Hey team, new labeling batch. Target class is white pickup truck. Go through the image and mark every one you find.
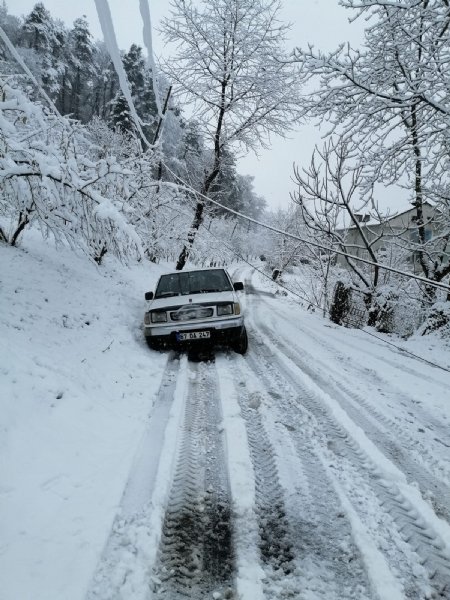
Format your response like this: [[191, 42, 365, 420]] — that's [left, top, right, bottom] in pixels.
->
[[144, 267, 247, 353]]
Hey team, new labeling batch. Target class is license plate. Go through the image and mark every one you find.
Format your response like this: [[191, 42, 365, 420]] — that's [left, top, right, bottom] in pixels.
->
[[177, 331, 211, 341]]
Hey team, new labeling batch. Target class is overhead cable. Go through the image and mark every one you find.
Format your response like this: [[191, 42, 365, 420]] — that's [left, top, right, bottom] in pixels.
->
[[161, 161, 450, 295]]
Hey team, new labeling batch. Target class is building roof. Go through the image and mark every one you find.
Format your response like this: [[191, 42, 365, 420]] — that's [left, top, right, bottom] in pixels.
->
[[340, 200, 436, 231]]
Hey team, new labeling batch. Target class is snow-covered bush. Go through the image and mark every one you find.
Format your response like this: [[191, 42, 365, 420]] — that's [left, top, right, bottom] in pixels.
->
[[330, 281, 353, 325], [419, 302, 450, 338], [0, 80, 143, 263], [369, 287, 398, 334]]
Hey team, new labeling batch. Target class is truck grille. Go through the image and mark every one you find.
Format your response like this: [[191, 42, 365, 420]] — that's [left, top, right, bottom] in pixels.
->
[[170, 306, 214, 322]]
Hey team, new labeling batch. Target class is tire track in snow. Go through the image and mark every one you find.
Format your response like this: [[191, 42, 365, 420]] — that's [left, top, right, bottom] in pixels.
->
[[255, 313, 450, 524], [250, 290, 450, 488], [323, 373, 450, 488], [234, 351, 376, 599], [249, 283, 450, 449], [220, 355, 298, 598], [246, 296, 450, 599], [87, 353, 185, 600], [153, 359, 234, 600], [274, 304, 450, 442], [240, 351, 379, 600], [246, 341, 426, 598], [299, 313, 448, 391], [297, 314, 450, 445]]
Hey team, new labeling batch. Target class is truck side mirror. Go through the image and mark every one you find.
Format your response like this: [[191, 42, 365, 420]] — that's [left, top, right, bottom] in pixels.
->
[[145, 291, 154, 301], [233, 282, 244, 291]]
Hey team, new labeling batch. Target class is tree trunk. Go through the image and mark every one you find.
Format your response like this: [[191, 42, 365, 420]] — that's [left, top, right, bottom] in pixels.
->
[[11, 213, 30, 246], [366, 293, 378, 327], [175, 158, 224, 271], [94, 244, 108, 265], [175, 170, 221, 270], [176, 76, 227, 270], [175, 163, 221, 270]]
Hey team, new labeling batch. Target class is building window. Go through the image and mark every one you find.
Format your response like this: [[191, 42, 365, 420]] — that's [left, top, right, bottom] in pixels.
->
[[409, 228, 432, 243]]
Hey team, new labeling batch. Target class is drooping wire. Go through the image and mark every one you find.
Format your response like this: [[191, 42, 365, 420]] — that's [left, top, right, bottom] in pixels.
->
[[160, 161, 450, 295], [186, 195, 450, 375]]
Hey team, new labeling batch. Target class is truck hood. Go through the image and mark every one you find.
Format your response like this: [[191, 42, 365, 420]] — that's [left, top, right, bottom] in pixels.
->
[[149, 290, 237, 311]]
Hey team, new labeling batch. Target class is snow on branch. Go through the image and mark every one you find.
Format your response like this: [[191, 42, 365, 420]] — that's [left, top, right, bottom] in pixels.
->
[[0, 80, 144, 262], [0, 26, 62, 120]]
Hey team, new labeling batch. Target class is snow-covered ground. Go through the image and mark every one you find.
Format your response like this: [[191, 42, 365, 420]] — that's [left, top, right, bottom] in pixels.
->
[[1, 232, 169, 600], [1, 235, 450, 600]]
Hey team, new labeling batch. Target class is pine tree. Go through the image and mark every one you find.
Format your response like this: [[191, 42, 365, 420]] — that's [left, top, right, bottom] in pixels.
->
[[22, 3, 55, 52], [110, 44, 158, 139], [0, 2, 21, 52], [67, 17, 96, 121], [21, 3, 67, 101], [110, 92, 136, 135], [91, 42, 118, 120]]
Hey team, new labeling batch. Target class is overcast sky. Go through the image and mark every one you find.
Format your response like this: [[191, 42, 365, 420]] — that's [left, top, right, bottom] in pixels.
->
[[8, 0, 365, 211]]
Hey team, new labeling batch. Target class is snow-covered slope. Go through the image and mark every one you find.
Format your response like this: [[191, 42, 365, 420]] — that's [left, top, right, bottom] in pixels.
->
[[0, 233, 169, 600]]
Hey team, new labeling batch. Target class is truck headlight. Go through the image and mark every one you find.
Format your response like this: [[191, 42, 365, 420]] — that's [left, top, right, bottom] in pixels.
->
[[217, 304, 233, 316], [151, 311, 167, 323]]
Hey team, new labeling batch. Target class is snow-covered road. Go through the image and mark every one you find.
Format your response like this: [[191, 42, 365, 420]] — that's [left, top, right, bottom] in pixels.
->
[[2, 241, 450, 600], [88, 269, 450, 600]]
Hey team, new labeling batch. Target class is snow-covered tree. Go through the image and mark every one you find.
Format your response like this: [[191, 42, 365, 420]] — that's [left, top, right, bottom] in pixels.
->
[[21, 3, 55, 52], [290, 137, 423, 325], [19, 3, 68, 100], [262, 206, 307, 280], [293, 0, 450, 299], [0, 80, 143, 263], [90, 41, 118, 121], [161, 0, 303, 270], [66, 17, 96, 120], [110, 44, 158, 141], [235, 174, 266, 220], [169, 117, 208, 192], [0, 2, 21, 52]]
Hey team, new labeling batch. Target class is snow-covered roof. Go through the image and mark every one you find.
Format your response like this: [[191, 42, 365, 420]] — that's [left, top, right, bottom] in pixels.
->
[[339, 200, 436, 230]]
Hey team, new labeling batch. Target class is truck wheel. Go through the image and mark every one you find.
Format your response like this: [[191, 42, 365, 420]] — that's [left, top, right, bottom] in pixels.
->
[[145, 336, 161, 351], [233, 327, 248, 355]]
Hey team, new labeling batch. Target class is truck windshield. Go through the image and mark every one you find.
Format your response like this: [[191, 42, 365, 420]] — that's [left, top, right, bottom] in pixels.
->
[[155, 269, 233, 298]]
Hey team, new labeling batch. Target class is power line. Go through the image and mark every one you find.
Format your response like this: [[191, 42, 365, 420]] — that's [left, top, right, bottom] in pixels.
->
[[224, 238, 450, 374], [162, 175, 450, 374], [358, 329, 450, 374], [158, 193, 450, 374], [233, 253, 450, 374], [161, 161, 450, 295]]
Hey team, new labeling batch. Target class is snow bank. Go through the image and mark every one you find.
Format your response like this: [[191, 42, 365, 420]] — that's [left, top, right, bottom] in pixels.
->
[[0, 231, 169, 600]]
